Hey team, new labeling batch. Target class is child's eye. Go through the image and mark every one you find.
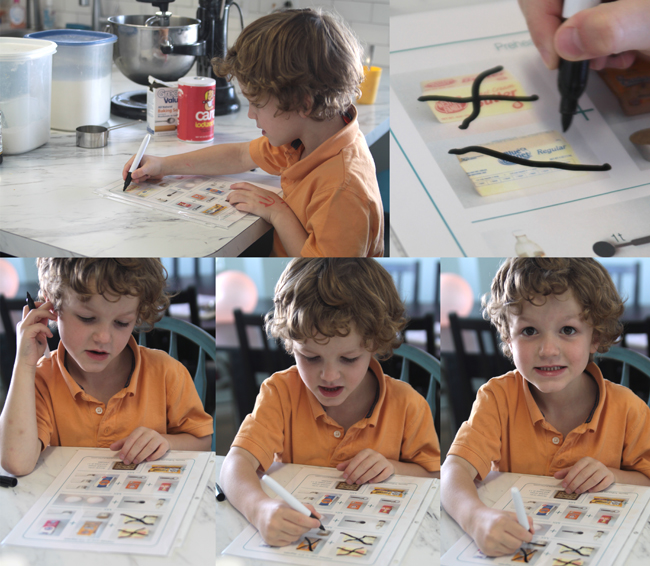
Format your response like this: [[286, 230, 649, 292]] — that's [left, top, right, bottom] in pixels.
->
[[303, 355, 320, 363], [561, 326, 577, 336], [521, 327, 537, 336], [78, 316, 94, 323], [341, 357, 360, 364], [115, 321, 131, 328]]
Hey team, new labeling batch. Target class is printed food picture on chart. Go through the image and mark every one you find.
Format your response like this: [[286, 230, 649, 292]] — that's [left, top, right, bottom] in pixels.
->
[[445, 477, 646, 566]]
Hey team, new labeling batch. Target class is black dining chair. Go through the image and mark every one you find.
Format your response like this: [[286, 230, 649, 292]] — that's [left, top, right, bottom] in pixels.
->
[[232, 309, 294, 424], [446, 313, 514, 432]]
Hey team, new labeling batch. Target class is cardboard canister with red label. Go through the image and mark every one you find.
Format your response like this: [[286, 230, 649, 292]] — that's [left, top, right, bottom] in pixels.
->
[[177, 76, 216, 142]]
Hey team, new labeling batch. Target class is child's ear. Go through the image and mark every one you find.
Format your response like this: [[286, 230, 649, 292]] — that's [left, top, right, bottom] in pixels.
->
[[298, 94, 314, 118], [590, 333, 600, 354]]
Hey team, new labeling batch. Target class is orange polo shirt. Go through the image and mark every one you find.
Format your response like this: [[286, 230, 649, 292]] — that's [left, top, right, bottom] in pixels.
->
[[233, 357, 440, 472], [250, 105, 384, 257], [34, 336, 214, 449], [448, 362, 650, 481]]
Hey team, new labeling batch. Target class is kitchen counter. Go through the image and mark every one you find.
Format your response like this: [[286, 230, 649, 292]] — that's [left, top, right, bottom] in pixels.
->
[[0, 66, 389, 257]]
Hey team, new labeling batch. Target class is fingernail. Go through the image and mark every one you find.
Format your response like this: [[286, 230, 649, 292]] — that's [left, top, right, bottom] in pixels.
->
[[539, 46, 554, 70], [119, 453, 124, 460], [556, 26, 584, 58]]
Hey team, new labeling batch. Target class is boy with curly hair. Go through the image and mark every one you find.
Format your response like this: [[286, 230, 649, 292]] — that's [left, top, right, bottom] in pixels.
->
[[123, 9, 383, 258], [220, 259, 439, 546], [441, 258, 650, 557], [0, 259, 213, 477]]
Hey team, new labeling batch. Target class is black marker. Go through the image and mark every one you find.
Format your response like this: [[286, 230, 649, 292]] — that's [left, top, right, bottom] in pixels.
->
[[558, 0, 601, 132], [215, 481, 226, 502], [0, 475, 18, 488], [26, 291, 51, 359]]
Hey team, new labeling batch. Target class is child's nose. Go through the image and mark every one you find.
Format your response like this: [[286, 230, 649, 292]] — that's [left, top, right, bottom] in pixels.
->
[[539, 335, 560, 356], [92, 324, 111, 343], [320, 363, 339, 383]]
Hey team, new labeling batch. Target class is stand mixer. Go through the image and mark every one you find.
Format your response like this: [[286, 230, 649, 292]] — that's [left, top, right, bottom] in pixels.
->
[[109, 0, 241, 119]]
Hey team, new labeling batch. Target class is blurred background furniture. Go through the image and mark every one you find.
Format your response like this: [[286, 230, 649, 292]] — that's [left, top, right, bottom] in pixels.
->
[[594, 347, 650, 408]]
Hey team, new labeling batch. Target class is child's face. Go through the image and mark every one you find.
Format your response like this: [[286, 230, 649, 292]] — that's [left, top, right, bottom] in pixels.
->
[[245, 92, 304, 147], [506, 291, 599, 396], [293, 328, 374, 409], [56, 289, 139, 381]]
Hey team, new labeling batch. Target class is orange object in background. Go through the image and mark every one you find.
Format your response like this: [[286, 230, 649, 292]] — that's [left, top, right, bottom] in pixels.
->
[[358, 66, 382, 105], [599, 59, 650, 116]]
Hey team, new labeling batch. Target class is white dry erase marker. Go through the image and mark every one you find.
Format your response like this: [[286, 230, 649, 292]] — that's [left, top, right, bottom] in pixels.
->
[[123, 133, 151, 191], [511, 487, 531, 531], [261, 474, 326, 532]]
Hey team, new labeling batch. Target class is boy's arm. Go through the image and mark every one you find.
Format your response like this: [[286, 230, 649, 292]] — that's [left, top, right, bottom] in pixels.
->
[[123, 141, 256, 183], [163, 432, 212, 452], [441, 455, 533, 557], [220, 446, 321, 546], [226, 183, 308, 256], [392, 460, 439, 478], [0, 303, 55, 476]]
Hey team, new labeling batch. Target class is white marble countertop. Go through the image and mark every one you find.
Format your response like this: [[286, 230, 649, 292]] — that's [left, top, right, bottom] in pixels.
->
[[215, 457, 440, 565], [0, 65, 389, 258], [441, 471, 650, 565], [0, 446, 216, 565]]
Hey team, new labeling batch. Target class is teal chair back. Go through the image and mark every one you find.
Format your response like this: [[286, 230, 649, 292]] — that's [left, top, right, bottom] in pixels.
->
[[594, 347, 650, 408], [393, 343, 441, 422], [138, 317, 217, 451]]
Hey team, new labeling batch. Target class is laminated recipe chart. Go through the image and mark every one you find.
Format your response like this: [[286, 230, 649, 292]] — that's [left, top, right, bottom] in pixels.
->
[[390, 2, 650, 257], [96, 175, 282, 228], [2, 449, 213, 556], [442, 476, 650, 566], [224, 467, 437, 566]]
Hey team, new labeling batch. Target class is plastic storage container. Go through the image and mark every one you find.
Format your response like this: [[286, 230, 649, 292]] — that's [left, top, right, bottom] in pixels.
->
[[0, 37, 57, 155], [25, 30, 117, 131]]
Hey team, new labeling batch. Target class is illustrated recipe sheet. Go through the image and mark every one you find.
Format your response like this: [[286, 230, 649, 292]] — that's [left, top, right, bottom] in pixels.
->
[[442, 476, 650, 566], [390, 2, 650, 257], [96, 174, 282, 228], [224, 467, 435, 566], [2, 449, 212, 555]]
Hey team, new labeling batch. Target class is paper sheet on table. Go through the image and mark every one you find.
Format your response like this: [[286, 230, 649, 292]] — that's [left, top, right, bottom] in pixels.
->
[[390, 2, 650, 257], [441, 475, 650, 566], [223, 467, 434, 566], [95, 175, 282, 228], [1, 449, 212, 556]]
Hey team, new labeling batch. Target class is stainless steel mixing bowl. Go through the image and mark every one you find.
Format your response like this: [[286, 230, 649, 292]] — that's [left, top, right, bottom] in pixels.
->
[[107, 15, 204, 86]]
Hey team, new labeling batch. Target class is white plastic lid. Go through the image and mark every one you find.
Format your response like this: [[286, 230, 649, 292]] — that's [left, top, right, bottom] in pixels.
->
[[179, 76, 216, 87], [0, 37, 57, 61], [562, 0, 600, 19]]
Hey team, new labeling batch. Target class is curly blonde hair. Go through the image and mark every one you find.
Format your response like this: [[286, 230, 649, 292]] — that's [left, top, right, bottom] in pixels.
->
[[482, 258, 624, 360], [37, 258, 170, 327], [212, 8, 364, 121], [265, 259, 407, 360]]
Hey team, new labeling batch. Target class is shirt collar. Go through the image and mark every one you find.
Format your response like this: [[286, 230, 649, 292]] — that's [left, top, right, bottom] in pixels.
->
[[520, 361, 605, 431], [56, 335, 141, 401], [281, 105, 360, 183]]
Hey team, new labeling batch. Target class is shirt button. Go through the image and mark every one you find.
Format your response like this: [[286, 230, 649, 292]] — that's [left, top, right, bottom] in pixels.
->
[[334, 430, 341, 438], [95, 407, 103, 415], [552, 437, 560, 444]]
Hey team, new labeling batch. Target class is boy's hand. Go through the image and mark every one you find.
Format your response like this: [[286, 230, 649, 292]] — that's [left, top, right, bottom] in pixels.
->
[[110, 427, 170, 465], [554, 457, 615, 494], [16, 302, 56, 367], [254, 498, 322, 546], [227, 182, 289, 223], [469, 507, 534, 557], [122, 154, 164, 184], [337, 449, 395, 484]]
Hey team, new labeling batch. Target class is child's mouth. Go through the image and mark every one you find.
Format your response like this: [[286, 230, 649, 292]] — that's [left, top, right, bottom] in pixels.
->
[[535, 366, 566, 375], [318, 386, 344, 398], [86, 350, 109, 361]]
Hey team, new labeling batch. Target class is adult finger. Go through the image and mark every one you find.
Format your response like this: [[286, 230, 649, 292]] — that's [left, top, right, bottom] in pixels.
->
[[555, 0, 650, 61], [518, 0, 564, 69]]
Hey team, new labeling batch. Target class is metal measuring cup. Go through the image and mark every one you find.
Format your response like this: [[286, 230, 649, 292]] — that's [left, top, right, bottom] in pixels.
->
[[76, 120, 143, 148]]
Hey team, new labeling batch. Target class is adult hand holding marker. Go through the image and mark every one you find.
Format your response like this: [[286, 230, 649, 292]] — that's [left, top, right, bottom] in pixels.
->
[[261, 474, 327, 533], [123, 134, 152, 191], [519, 0, 650, 71]]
